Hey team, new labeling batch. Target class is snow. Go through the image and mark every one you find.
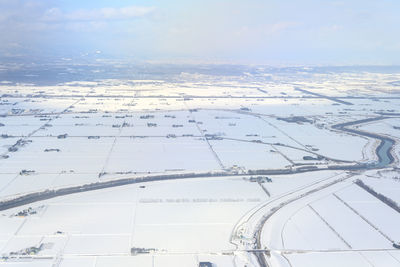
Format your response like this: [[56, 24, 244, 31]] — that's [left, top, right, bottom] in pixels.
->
[[285, 251, 373, 267], [336, 184, 400, 242], [0, 235, 43, 254], [19, 203, 135, 235], [95, 256, 152, 267], [311, 194, 392, 249], [259, 172, 352, 249], [360, 251, 400, 267], [362, 175, 400, 203], [104, 137, 221, 173], [274, 145, 322, 163], [0, 176, 266, 263], [210, 139, 291, 170], [265, 170, 343, 197], [1, 71, 400, 266], [1, 137, 113, 173], [388, 251, 400, 263], [358, 118, 400, 139], [59, 257, 96, 267], [0, 216, 24, 235], [0, 261, 53, 267], [282, 206, 348, 250], [63, 235, 130, 255], [270, 117, 370, 161]]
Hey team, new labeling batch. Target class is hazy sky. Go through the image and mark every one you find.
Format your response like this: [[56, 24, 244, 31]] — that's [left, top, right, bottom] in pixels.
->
[[1, 0, 400, 65]]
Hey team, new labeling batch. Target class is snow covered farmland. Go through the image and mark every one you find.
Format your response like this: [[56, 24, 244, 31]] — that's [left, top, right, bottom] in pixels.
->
[[0, 177, 267, 266], [1, 67, 400, 266]]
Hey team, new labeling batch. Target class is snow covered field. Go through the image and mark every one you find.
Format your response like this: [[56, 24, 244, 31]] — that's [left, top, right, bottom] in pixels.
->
[[1, 69, 400, 266], [0, 177, 267, 266]]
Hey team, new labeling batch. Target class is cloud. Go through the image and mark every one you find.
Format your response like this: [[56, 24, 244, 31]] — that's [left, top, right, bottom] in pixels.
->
[[1, 0, 400, 65], [42, 6, 155, 22], [0, 1, 156, 57], [232, 22, 299, 42], [267, 22, 298, 34]]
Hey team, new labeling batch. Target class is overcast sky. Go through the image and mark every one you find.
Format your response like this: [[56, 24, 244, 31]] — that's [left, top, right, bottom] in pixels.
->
[[1, 0, 400, 65]]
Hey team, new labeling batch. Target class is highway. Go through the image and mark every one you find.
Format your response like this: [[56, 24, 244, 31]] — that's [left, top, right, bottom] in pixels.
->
[[0, 114, 397, 267], [0, 116, 397, 213], [242, 116, 398, 267]]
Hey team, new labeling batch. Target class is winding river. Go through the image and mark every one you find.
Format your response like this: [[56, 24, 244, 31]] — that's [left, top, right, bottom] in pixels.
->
[[332, 116, 395, 168]]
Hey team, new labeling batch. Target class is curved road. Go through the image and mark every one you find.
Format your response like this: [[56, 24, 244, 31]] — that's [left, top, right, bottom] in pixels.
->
[[0, 116, 396, 213], [250, 115, 397, 267], [0, 115, 397, 267]]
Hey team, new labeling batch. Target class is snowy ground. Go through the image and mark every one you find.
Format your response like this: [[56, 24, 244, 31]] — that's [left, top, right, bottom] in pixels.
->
[[1, 69, 400, 266], [0, 177, 267, 266]]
